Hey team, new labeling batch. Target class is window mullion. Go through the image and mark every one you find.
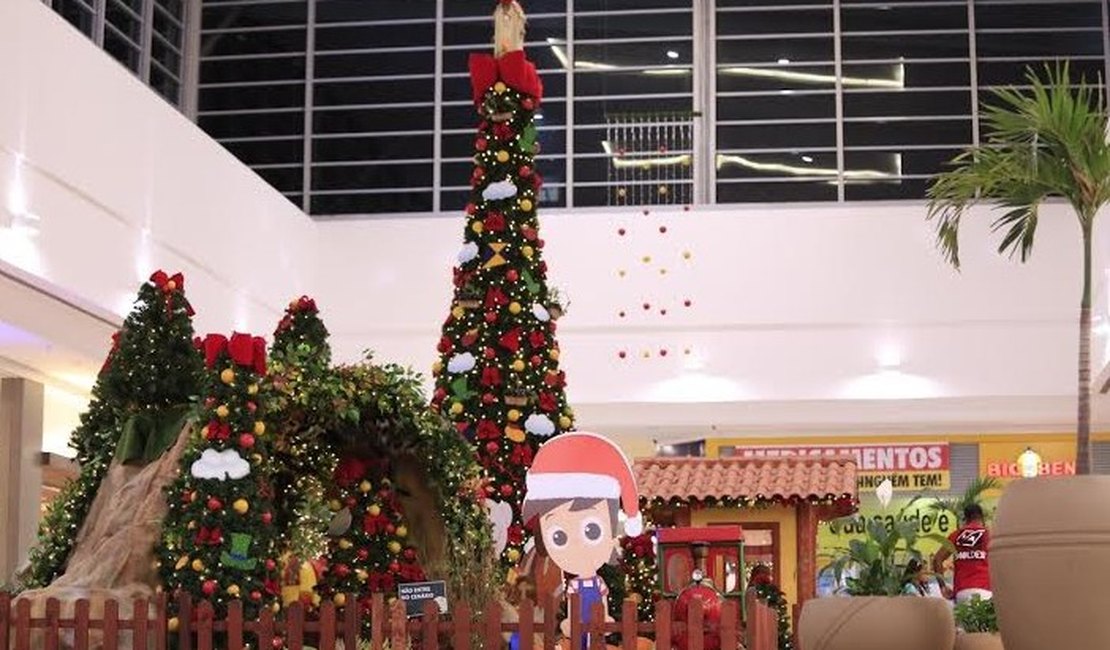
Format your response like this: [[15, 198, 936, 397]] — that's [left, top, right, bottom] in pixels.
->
[[833, 0, 845, 202], [302, 0, 316, 215]]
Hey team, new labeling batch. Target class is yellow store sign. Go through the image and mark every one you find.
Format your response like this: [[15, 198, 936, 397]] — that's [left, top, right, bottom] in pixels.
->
[[979, 440, 1076, 484]]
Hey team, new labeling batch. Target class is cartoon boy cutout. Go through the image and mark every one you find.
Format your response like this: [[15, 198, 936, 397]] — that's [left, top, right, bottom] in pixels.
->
[[522, 432, 643, 649]]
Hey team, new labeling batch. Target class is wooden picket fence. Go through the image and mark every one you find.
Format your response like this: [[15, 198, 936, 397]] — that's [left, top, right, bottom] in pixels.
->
[[1, 592, 772, 650]]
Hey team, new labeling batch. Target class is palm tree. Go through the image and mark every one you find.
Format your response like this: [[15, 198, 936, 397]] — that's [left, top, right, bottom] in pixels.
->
[[927, 476, 1000, 523], [927, 63, 1110, 475]]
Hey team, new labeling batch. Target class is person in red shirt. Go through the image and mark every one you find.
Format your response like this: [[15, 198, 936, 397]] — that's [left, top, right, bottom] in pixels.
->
[[932, 503, 992, 603]]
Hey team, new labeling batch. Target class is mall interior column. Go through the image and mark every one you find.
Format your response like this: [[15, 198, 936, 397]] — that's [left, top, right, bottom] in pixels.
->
[[0, 377, 45, 581]]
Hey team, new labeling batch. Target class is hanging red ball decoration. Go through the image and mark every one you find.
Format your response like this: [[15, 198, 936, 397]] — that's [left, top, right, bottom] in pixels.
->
[[206, 497, 223, 512]]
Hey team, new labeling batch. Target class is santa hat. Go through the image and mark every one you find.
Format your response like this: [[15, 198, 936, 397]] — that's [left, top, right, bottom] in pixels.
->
[[524, 432, 643, 537]]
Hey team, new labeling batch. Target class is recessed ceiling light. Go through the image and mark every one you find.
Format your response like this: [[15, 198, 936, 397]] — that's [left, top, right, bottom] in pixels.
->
[[801, 155, 814, 163], [667, 50, 680, 60], [777, 58, 790, 65]]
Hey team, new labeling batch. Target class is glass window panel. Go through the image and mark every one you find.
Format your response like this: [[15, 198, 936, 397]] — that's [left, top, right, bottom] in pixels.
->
[[573, 182, 694, 207], [203, 28, 307, 57], [718, 93, 835, 121], [313, 106, 434, 134], [311, 192, 433, 215], [975, 31, 1103, 58], [574, 42, 694, 70], [717, 65, 838, 92], [104, 29, 141, 73], [845, 148, 963, 180], [155, 0, 183, 20], [842, 34, 969, 60], [107, 1, 142, 43], [150, 65, 181, 104], [200, 111, 305, 139], [154, 11, 183, 50], [445, 46, 565, 75], [718, 0, 831, 6], [442, 71, 566, 103], [843, 61, 970, 89], [574, 69, 693, 98], [716, 8, 833, 36], [314, 78, 435, 106], [54, 0, 95, 37], [223, 139, 304, 166], [577, 0, 691, 10], [200, 84, 305, 111], [717, 37, 834, 65], [202, 2, 307, 30], [442, 101, 566, 132], [317, 23, 436, 51], [841, 5, 968, 32], [977, 58, 1105, 87], [200, 56, 306, 84], [573, 98, 694, 131], [442, 128, 566, 159], [717, 123, 836, 150], [312, 163, 433, 191], [843, 177, 929, 200], [253, 166, 303, 194], [843, 90, 972, 118], [717, 151, 838, 180], [716, 180, 837, 203], [314, 134, 434, 162], [843, 119, 972, 147], [975, 2, 1103, 29], [575, 12, 693, 40], [316, 0, 435, 23], [315, 50, 436, 78], [444, 0, 566, 17], [445, 17, 566, 47], [152, 38, 182, 76]]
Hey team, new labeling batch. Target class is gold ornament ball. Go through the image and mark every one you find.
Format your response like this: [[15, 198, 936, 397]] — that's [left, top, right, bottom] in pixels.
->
[[368, 504, 382, 517], [359, 480, 372, 493], [507, 409, 521, 422], [522, 245, 534, 259], [388, 541, 402, 555], [519, 198, 534, 212], [511, 359, 525, 372], [449, 402, 464, 415], [227, 584, 241, 597], [549, 349, 560, 360], [494, 81, 507, 93], [496, 150, 510, 163], [328, 499, 342, 511], [396, 525, 408, 538], [168, 618, 180, 632], [339, 538, 353, 550], [471, 221, 484, 234], [191, 559, 205, 572], [356, 569, 369, 582], [432, 360, 443, 374], [251, 453, 263, 464], [559, 416, 572, 429], [272, 603, 281, 613], [659, 184, 669, 195], [507, 548, 521, 563], [233, 499, 250, 515], [216, 405, 230, 419], [642, 255, 652, 264], [683, 251, 692, 260], [629, 592, 643, 604], [509, 301, 522, 314], [253, 421, 266, 435], [452, 306, 465, 319], [220, 368, 235, 384], [166, 280, 177, 291], [334, 593, 347, 607], [247, 383, 259, 395]]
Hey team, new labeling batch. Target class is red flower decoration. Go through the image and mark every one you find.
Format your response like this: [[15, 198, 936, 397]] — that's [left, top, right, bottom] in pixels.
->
[[507, 525, 525, 546], [528, 330, 546, 348], [194, 526, 223, 546], [493, 122, 514, 141], [363, 514, 390, 536], [499, 328, 522, 353], [485, 287, 509, 308], [510, 444, 533, 466], [481, 366, 502, 387], [538, 392, 557, 412], [485, 211, 506, 232], [476, 420, 501, 440], [205, 420, 230, 441], [334, 457, 370, 487], [437, 336, 454, 354]]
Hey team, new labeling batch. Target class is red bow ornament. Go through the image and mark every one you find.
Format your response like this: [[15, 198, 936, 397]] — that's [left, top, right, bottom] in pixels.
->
[[334, 457, 370, 487], [203, 334, 228, 369], [228, 332, 268, 375], [468, 50, 544, 106], [205, 420, 231, 442], [194, 526, 224, 546]]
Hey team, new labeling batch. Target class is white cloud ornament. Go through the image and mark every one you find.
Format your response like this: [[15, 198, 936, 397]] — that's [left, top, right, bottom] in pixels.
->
[[447, 352, 477, 374], [190, 448, 251, 481], [524, 414, 556, 437], [531, 303, 550, 322], [458, 242, 479, 264], [482, 179, 518, 201], [486, 499, 513, 555]]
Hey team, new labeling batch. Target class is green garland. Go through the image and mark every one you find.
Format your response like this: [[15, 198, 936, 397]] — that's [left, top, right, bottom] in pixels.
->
[[754, 582, 796, 650], [23, 272, 201, 589]]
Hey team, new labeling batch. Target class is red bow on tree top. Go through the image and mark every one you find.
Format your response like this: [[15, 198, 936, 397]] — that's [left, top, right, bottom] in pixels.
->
[[468, 50, 544, 106], [202, 332, 267, 374], [150, 270, 184, 292]]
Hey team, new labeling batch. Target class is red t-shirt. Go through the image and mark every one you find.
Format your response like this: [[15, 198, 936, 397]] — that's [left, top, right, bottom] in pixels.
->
[[948, 523, 991, 591]]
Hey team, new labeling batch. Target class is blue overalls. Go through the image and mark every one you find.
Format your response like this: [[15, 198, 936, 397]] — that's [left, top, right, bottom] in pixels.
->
[[570, 577, 605, 650]]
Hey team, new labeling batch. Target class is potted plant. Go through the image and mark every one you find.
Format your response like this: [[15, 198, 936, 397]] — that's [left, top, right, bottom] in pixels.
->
[[927, 63, 1110, 650], [547, 288, 568, 320], [954, 596, 1003, 650], [798, 498, 955, 650]]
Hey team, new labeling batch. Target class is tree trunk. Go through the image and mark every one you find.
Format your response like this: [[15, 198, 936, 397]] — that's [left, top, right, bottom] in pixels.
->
[[1077, 224, 1093, 475]]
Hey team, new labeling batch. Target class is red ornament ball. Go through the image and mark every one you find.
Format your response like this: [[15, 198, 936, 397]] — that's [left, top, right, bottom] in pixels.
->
[[506, 269, 519, 282], [482, 392, 496, 405], [684, 299, 693, 307], [404, 548, 418, 561], [345, 496, 358, 508], [500, 484, 514, 497], [261, 511, 273, 525], [238, 433, 256, 449], [250, 591, 262, 602], [201, 580, 218, 597], [660, 309, 668, 315], [246, 401, 257, 413], [522, 98, 534, 110], [643, 209, 650, 216], [619, 311, 626, 318], [484, 311, 498, 324], [531, 355, 542, 367], [643, 303, 651, 310], [660, 349, 668, 356], [618, 228, 626, 236], [483, 347, 496, 359], [265, 559, 277, 571], [389, 561, 402, 573], [659, 226, 668, 234], [206, 497, 223, 512], [334, 564, 350, 579], [618, 351, 627, 359], [486, 441, 499, 454], [357, 548, 370, 561], [272, 638, 285, 650], [519, 166, 532, 177], [386, 523, 396, 535], [476, 138, 488, 151]]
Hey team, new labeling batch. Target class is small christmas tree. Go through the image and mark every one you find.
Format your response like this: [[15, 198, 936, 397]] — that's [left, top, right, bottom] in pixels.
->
[[431, 0, 573, 569], [25, 271, 201, 588], [158, 333, 280, 619]]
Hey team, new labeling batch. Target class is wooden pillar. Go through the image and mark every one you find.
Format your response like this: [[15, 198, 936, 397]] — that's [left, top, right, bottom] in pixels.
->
[[795, 503, 818, 606], [0, 377, 45, 582]]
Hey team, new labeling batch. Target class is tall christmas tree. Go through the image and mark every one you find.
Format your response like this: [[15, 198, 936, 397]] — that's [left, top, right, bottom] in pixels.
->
[[158, 333, 281, 619], [431, 0, 573, 568], [25, 271, 202, 588]]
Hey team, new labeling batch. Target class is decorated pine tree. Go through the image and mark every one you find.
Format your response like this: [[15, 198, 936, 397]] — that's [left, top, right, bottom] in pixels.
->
[[431, 0, 573, 568], [25, 271, 201, 588], [158, 333, 280, 619]]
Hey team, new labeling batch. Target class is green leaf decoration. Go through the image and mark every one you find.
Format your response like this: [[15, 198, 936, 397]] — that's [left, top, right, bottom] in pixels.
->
[[522, 270, 541, 296], [521, 124, 538, 151]]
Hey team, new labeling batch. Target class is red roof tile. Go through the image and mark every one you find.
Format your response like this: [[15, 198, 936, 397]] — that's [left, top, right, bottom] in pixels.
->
[[634, 456, 858, 503]]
